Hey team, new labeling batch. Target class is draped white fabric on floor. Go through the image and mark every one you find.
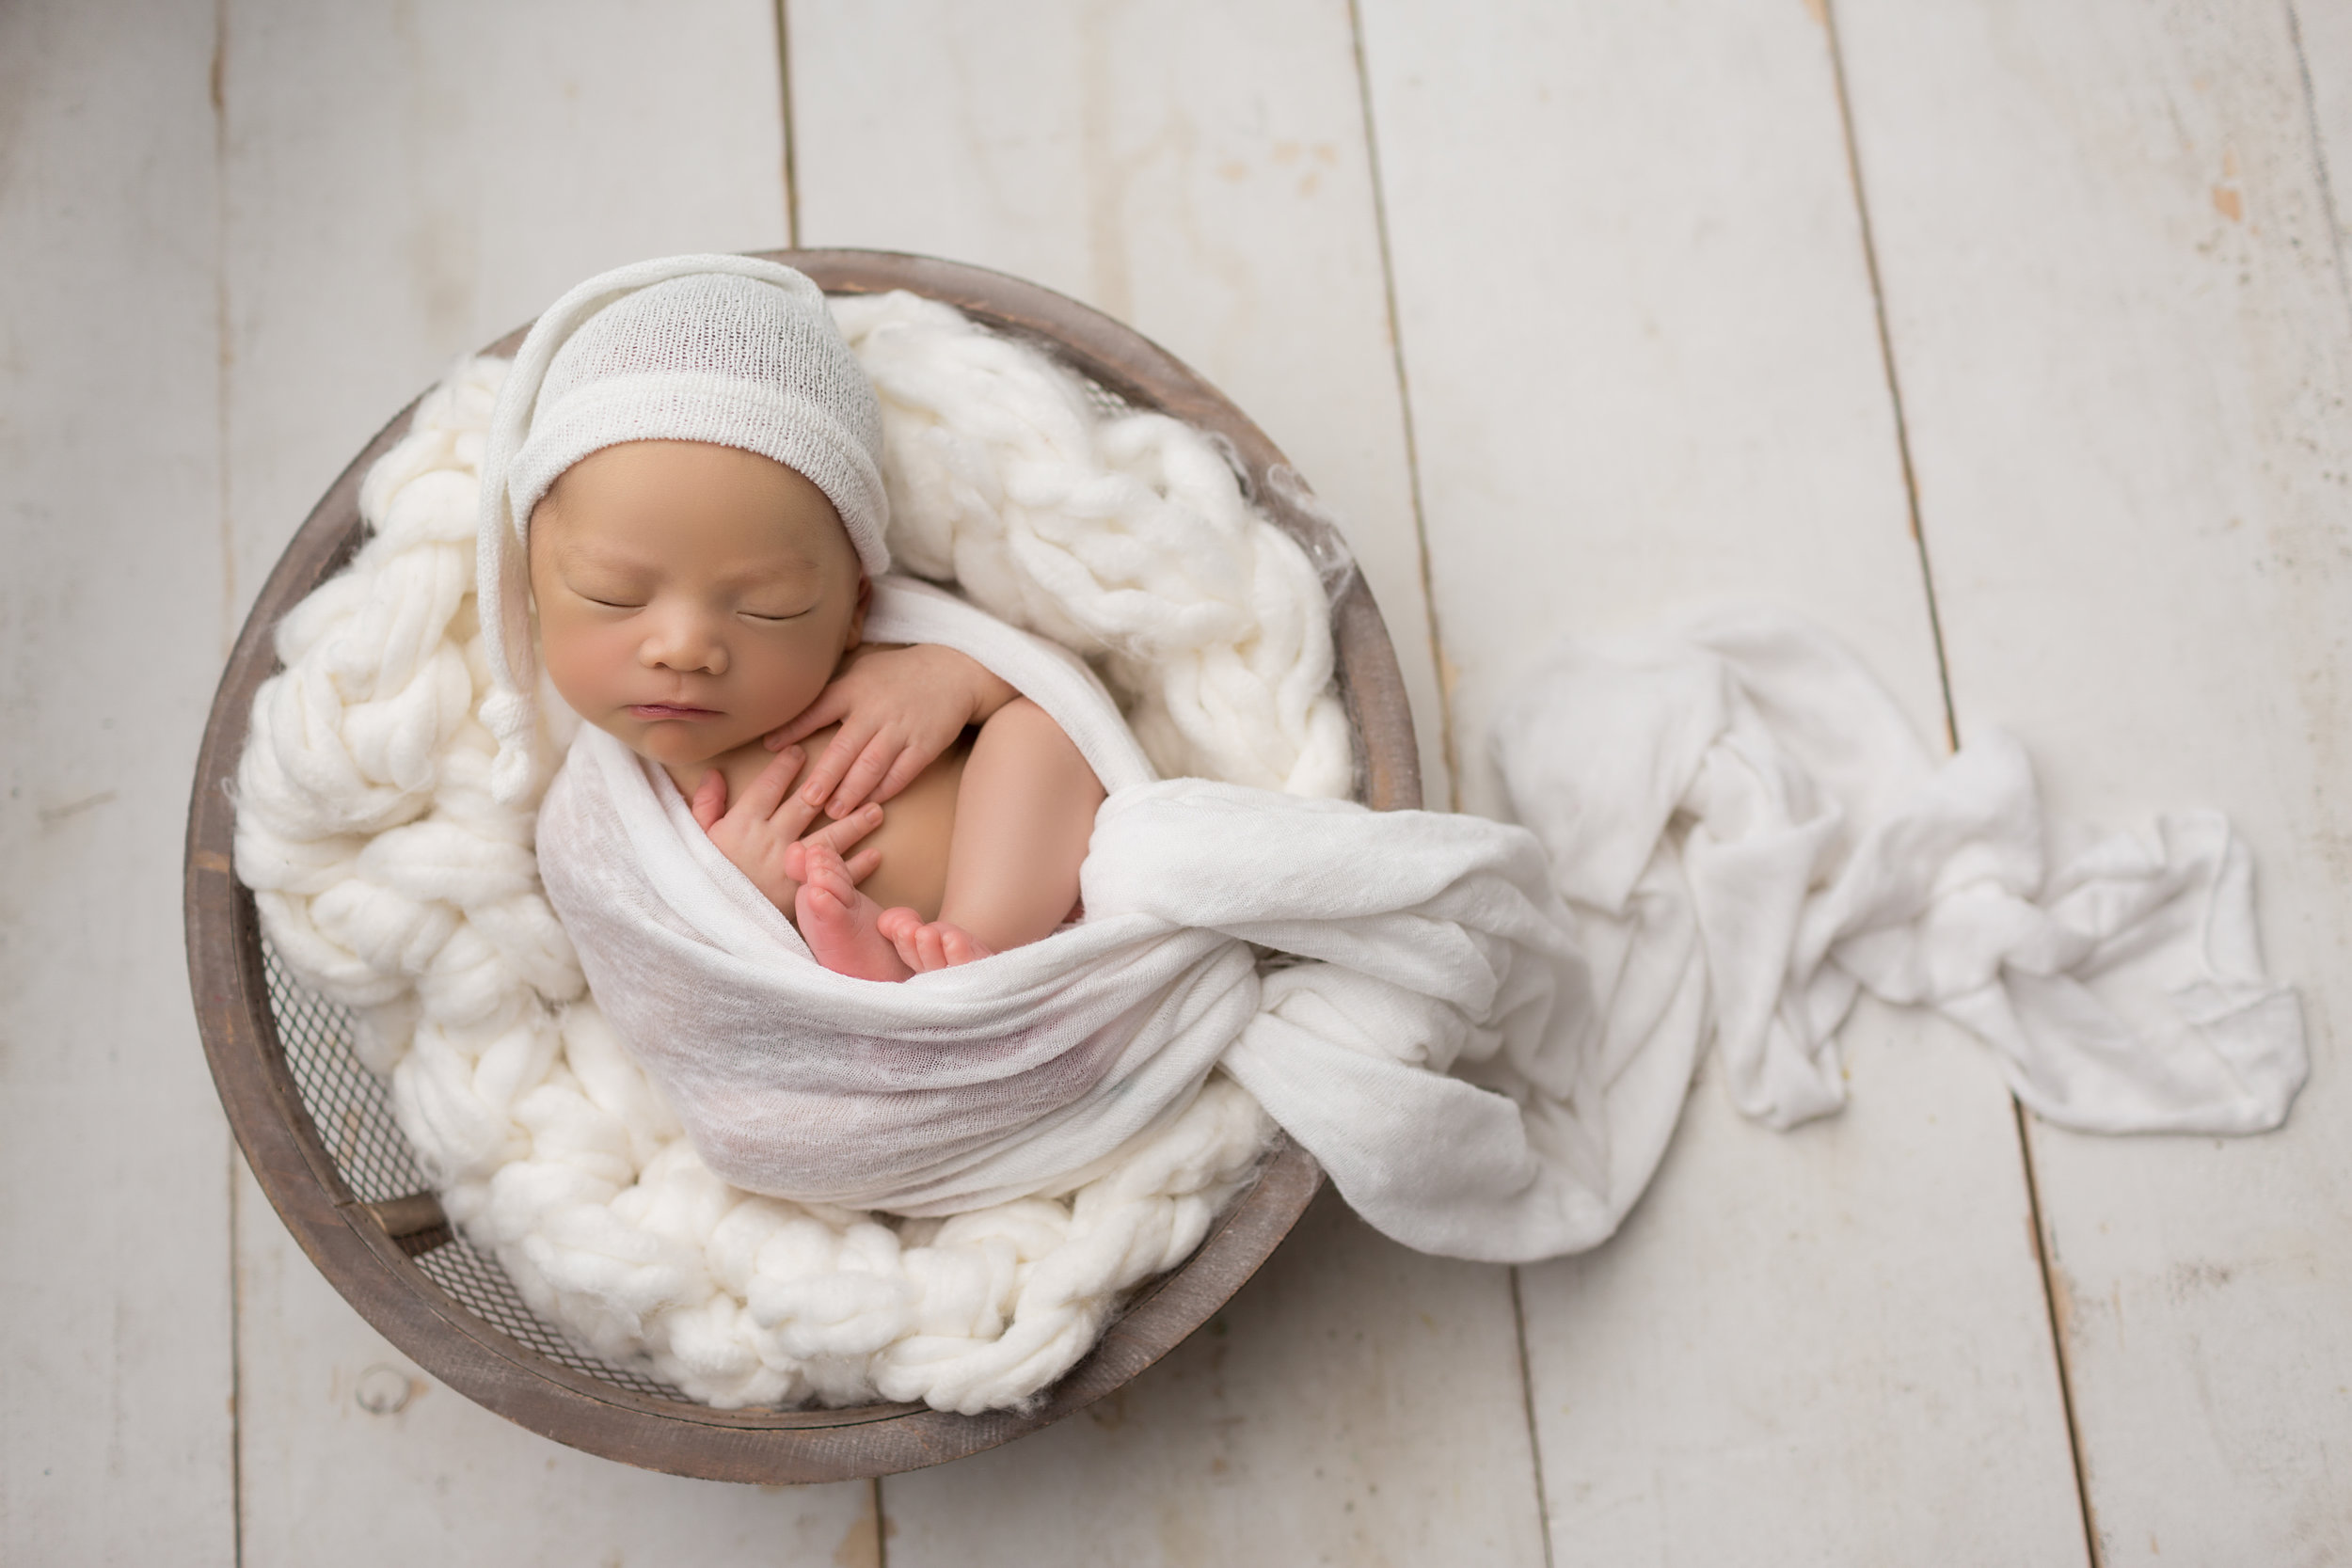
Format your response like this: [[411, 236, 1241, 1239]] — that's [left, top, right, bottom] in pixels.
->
[[1493, 610, 2305, 1147]]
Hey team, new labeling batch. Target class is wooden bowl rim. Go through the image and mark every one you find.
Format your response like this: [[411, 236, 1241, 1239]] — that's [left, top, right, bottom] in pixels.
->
[[183, 247, 1420, 1482]]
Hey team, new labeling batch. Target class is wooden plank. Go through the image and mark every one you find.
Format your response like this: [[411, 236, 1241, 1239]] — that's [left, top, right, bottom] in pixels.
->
[[787, 2, 1542, 1556], [1832, 0, 2352, 1559], [212, 0, 856, 1550], [218, 0, 793, 618], [789, 0, 1452, 803], [0, 2, 238, 1562], [883, 1192, 1548, 1566], [1357, 0, 2092, 1557], [232, 1161, 882, 1566]]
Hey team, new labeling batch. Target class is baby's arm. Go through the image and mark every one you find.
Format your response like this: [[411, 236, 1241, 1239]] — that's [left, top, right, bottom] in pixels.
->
[[765, 643, 1017, 817]]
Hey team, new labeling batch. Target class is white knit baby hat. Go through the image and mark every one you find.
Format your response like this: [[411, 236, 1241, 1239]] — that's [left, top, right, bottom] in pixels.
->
[[476, 253, 890, 803]]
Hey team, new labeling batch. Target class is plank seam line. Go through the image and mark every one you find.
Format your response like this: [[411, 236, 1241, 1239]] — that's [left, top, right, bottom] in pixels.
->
[[214, 0, 246, 1554], [213, 0, 237, 663], [1819, 8, 2099, 1560], [1818, 0, 1958, 756], [1346, 0, 1460, 812], [1509, 1266, 1557, 1568], [2283, 1, 2352, 321], [2010, 1099, 2102, 1567], [871, 1476, 889, 1568], [226, 1147, 246, 1568], [774, 0, 802, 248]]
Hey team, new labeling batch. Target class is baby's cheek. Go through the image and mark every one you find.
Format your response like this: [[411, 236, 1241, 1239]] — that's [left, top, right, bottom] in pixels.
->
[[748, 641, 845, 725], [537, 617, 628, 712]]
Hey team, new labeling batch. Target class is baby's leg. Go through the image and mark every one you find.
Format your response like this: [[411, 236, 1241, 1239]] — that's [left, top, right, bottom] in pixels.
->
[[883, 699, 1104, 972]]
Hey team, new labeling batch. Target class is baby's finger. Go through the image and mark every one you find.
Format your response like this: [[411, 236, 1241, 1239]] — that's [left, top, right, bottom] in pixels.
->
[[690, 769, 729, 832], [810, 801, 884, 855], [798, 720, 877, 807], [732, 745, 804, 821], [870, 745, 937, 806], [844, 847, 882, 885], [825, 736, 904, 816]]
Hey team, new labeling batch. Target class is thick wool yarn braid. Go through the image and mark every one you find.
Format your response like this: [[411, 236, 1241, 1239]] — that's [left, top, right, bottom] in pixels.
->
[[232, 301, 1345, 1412], [834, 291, 1354, 799]]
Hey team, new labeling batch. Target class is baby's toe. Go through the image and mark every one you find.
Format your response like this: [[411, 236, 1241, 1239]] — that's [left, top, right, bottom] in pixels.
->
[[876, 908, 921, 966], [939, 926, 994, 967], [801, 843, 850, 891], [797, 878, 844, 921]]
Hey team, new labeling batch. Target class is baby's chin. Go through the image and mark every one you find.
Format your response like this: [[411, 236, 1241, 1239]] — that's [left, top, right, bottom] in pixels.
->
[[598, 713, 764, 774]]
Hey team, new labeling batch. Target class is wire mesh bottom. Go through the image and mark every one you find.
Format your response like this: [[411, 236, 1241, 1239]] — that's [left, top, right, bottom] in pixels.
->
[[261, 944, 697, 1406]]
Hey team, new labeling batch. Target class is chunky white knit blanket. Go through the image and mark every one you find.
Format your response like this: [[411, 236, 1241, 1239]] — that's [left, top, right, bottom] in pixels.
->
[[235, 290, 2307, 1417]]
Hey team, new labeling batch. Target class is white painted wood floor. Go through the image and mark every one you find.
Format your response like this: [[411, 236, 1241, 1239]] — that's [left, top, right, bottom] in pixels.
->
[[5, 1, 2347, 1562]]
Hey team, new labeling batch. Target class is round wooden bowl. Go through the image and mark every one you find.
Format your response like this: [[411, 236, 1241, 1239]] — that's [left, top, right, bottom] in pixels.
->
[[183, 249, 1422, 1482]]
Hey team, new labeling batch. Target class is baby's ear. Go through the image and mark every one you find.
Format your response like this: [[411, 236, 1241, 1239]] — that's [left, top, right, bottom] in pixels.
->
[[843, 574, 872, 650]]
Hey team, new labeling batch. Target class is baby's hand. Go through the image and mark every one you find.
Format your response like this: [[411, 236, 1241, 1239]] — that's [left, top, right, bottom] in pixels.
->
[[691, 745, 884, 911], [765, 643, 1018, 816]]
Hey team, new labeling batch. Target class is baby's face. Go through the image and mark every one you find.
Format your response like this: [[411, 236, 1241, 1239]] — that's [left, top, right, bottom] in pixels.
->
[[528, 439, 866, 776]]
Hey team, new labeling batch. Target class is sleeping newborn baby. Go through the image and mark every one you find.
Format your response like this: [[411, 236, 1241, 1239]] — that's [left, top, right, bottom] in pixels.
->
[[480, 258, 1104, 979]]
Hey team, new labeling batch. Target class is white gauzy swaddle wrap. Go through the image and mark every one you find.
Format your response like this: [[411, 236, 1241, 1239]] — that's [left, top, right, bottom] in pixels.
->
[[534, 578, 1241, 1213], [535, 578, 1656, 1262]]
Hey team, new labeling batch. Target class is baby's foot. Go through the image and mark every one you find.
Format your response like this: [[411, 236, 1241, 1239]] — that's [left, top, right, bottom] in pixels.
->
[[876, 908, 997, 974], [789, 840, 913, 981]]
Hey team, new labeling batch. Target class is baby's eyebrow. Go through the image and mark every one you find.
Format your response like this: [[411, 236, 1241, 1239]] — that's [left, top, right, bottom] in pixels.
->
[[719, 555, 832, 590], [544, 538, 655, 574]]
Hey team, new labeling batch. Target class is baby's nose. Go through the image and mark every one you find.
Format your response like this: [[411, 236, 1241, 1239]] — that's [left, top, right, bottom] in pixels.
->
[[642, 610, 727, 674]]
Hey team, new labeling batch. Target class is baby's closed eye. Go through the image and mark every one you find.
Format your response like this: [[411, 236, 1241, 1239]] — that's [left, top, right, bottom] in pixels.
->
[[559, 567, 652, 609]]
